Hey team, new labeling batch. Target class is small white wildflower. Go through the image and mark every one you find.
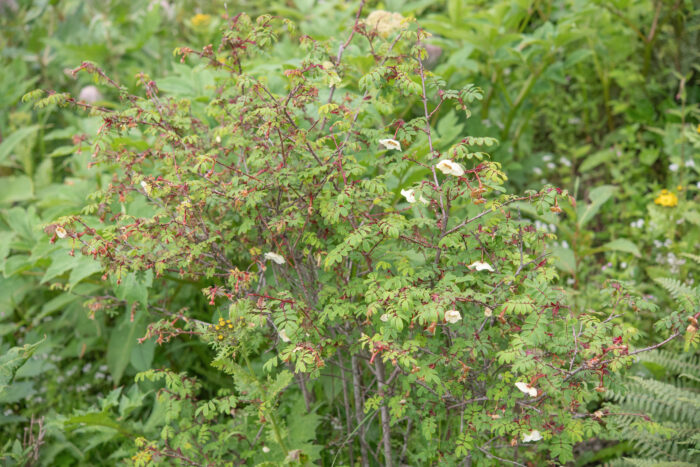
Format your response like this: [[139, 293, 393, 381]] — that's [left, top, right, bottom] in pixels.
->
[[380, 313, 390, 322], [522, 430, 543, 443], [483, 307, 493, 317], [262, 446, 270, 453], [400, 189, 416, 203], [468, 261, 494, 272], [215, 135, 222, 144], [514, 382, 538, 398], [685, 159, 695, 168], [561, 240, 569, 249], [620, 262, 627, 269], [542, 154, 554, 162], [264, 252, 286, 265], [533, 167, 543, 175], [546, 162, 556, 170], [560, 157, 572, 167], [669, 163, 679, 172], [55, 226, 67, 239], [444, 309, 462, 324], [378, 138, 402, 151], [278, 329, 291, 343], [436, 159, 465, 177]]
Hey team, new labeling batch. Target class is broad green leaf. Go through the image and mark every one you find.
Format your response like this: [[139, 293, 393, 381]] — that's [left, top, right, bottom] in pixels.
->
[[130, 338, 156, 372], [576, 185, 617, 228], [552, 246, 576, 274], [65, 411, 140, 437], [0, 231, 15, 262], [67, 256, 103, 290], [42, 250, 82, 283], [602, 238, 641, 257], [579, 148, 613, 173], [0, 125, 40, 165], [0, 175, 34, 205], [0, 337, 45, 397], [107, 314, 147, 384]]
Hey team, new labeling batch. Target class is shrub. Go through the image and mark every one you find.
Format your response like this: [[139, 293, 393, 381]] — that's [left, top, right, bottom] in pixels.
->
[[4, 4, 695, 466]]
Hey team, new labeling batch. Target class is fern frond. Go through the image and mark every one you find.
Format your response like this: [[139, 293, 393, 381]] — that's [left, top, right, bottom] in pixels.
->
[[638, 350, 700, 377], [680, 252, 700, 265], [653, 277, 698, 311]]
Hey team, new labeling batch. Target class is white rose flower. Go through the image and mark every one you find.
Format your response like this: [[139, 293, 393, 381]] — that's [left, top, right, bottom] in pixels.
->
[[55, 226, 67, 239], [78, 85, 102, 103], [522, 430, 542, 443], [140, 180, 152, 195], [468, 261, 494, 272], [264, 252, 286, 264], [436, 159, 465, 177], [278, 329, 291, 343], [514, 382, 538, 397], [378, 138, 402, 151], [444, 309, 462, 324], [400, 188, 428, 205], [400, 189, 416, 203]]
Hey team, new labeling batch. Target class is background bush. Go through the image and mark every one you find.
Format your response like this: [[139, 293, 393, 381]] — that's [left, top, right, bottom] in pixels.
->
[[1, 1, 698, 466]]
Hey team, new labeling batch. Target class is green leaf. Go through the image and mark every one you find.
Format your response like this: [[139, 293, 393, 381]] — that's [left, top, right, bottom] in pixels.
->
[[0, 175, 34, 205], [577, 185, 617, 228], [578, 148, 613, 173], [0, 125, 40, 166], [602, 238, 641, 257], [552, 246, 576, 274], [130, 338, 156, 372], [112, 271, 151, 310], [42, 250, 81, 283], [67, 256, 103, 290], [65, 411, 140, 437], [0, 338, 45, 397], [0, 231, 15, 263], [107, 314, 146, 384]]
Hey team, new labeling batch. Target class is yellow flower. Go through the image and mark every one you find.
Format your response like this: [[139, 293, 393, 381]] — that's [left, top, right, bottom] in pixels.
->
[[697, 123, 700, 134], [654, 190, 678, 207], [191, 13, 211, 27], [217, 334, 224, 341]]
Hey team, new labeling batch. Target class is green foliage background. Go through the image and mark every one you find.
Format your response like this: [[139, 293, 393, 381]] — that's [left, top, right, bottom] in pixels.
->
[[0, 0, 698, 466]]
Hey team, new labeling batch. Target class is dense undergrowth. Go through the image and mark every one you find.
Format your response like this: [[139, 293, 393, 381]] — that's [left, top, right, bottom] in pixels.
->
[[0, 1, 698, 466]]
